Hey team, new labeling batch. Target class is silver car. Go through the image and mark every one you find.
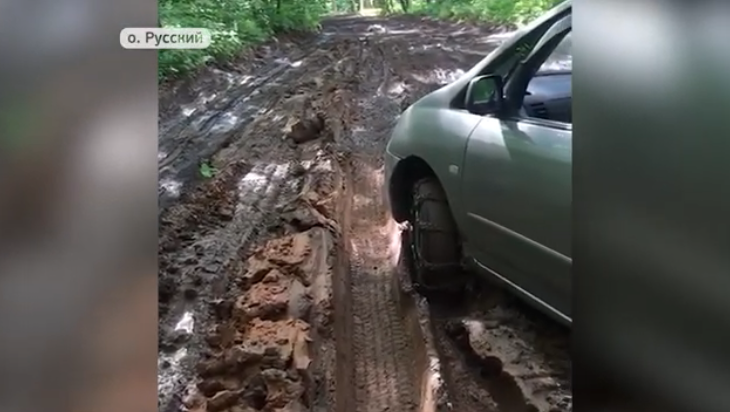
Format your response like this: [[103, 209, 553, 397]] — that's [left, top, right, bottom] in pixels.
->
[[385, 1, 572, 325]]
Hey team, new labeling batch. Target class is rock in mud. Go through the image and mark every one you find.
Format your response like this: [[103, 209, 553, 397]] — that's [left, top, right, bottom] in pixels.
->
[[285, 114, 325, 144]]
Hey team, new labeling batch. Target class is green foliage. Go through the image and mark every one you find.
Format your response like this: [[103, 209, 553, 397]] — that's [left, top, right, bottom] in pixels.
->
[[396, 0, 563, 25], [159, 0, 330, 80], [199, 161, 216, 178]]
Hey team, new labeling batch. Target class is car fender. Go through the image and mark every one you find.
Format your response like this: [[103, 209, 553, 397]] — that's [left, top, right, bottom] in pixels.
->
[[387, 106, 483, 230]]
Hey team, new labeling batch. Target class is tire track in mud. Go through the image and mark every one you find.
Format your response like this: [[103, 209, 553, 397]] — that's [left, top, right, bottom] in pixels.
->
[[324, 19, 474, 411], [346, 162, 418, 412], [334, 36, 422, 412], [158, 40, 328, 213]]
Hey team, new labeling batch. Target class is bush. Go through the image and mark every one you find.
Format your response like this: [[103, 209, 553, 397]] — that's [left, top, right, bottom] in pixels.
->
[[158, 0, 329, 80]]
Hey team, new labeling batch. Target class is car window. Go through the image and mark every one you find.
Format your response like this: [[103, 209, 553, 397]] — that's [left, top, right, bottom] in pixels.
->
[[520, 29, 572, 124], [539, 31, 571, 72]]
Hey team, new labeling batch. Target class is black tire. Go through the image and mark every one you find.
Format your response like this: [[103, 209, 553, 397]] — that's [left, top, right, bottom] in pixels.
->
[[407, 177, 464, 292]]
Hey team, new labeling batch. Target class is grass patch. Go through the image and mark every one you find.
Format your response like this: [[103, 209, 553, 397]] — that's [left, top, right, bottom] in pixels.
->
[[158, 0, 330, 81]]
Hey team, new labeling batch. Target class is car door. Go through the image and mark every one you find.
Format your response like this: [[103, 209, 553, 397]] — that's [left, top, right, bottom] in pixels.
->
[[461, 23, 572, 321]]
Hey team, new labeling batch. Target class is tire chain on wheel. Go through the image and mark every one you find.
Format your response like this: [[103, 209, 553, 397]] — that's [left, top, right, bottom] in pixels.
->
[[410, 179, 464, 292]]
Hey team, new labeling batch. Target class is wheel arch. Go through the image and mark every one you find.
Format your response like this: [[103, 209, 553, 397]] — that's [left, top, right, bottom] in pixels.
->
[[389, 156, 440, 222]]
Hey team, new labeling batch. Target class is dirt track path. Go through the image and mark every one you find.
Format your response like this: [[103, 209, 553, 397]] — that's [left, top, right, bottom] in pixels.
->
[[158, 14, 570, 412]]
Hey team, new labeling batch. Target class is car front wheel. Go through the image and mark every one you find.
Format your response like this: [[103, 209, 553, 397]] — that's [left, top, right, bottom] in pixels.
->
[[407, 177, 465, 292]]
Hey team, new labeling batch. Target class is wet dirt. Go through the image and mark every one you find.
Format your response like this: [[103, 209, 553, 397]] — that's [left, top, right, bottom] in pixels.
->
[[429, 286, 572, 412], [158, 13, 570, 412]]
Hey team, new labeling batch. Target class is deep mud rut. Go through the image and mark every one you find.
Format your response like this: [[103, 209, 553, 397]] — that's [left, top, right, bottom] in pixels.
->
[[158, 14, 570, 412]]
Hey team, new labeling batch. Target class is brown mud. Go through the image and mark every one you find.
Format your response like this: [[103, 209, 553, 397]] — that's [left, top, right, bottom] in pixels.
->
[[158, 14, 570, 412]]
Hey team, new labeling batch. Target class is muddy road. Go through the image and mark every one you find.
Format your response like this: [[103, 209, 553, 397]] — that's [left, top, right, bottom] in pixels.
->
[[158, 14, 571, 412]]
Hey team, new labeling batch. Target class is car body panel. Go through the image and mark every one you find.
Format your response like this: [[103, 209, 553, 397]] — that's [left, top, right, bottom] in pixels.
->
[[462, 117, 571, 319]]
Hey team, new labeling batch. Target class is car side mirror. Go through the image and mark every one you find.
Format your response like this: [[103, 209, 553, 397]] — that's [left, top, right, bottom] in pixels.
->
[[464, 74, 505, 115]]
